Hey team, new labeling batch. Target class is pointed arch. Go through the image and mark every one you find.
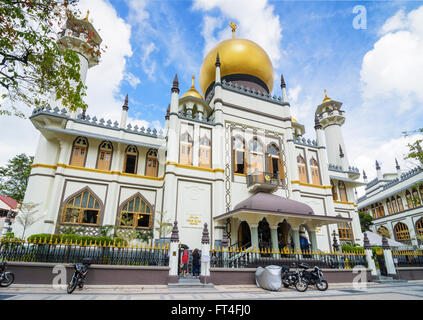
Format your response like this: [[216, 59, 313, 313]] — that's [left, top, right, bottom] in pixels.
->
[[394, 222, 410, 242], [233, 135, 246, 174], [338, 181, 348, 202], [267, 143, 285, 180], [248, 137, 264, 175], [123, 145, 139, 174], [377, 226, 390, 239], [309, 156, 321, 185], [145, 148, 158, 177], [96, 141, 113, 171], [331, 180, 338, 201], [117, 192, 154, 229], [179, 131, 193, 165], [70, 136, 88, 167], [199, 134, 211, 168], [396, 195, 404, 212], [297, 154, 308, 183], [60, 186, 103, 226], [338, 221, 353, 241], [416, 218, 423, 238]]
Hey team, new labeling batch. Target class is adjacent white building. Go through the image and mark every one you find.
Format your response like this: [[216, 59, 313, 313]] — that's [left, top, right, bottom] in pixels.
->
[[357, 161, 423, 249], [13, 17, 365, 252]]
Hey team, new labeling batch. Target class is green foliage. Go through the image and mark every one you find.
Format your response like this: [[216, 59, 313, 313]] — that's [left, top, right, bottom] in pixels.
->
[[27, 233, 127, 246], [15, 201, 41, 238], [4, 232, 14, 238], [154, 210, 172, 239], [135, 230, 153, 243], [0, 153, 33, 202], [359, 211, 373, 232], [403, 128, 423, 166], [98, 225, 117, 238], [341, 243, 365, 253], [0, 0, 103, 116]]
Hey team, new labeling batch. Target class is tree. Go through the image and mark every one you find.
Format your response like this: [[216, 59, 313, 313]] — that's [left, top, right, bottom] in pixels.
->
[[0, 153, 34, 202], [0, 1, 102, 117], [154, 210, 172, 239], [359, 211, 373, 232], [14, 201, 41, 238], [403, 128, 423, 167]]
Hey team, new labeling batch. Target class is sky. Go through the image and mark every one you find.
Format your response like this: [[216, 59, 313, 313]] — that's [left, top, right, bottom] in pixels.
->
[[1, 0, 423, 195]]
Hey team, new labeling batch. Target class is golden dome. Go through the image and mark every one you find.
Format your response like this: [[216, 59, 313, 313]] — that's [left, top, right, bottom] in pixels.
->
[[291, 117, 298, 123], [181, 75, 203, 99], [199, 38, 274, 96]]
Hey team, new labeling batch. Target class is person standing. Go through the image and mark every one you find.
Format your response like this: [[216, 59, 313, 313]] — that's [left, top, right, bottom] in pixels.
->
[[192, 248, 200, 277], [181, 248, 189, 277]]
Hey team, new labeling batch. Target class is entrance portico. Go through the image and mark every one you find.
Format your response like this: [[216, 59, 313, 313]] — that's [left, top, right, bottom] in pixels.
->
[[214, 192, 351, 252]]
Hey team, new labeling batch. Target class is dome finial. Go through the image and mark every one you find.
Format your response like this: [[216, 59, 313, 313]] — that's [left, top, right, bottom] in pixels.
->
[[323, 89, 332, 103], [191, 75, 195, 88], [229, 21, 237, 39]]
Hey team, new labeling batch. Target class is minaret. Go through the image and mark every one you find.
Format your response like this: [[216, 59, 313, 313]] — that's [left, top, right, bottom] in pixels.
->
[[214, 52, 223, 125], [314, 113, 325, 147], [120, 94, 128, 129], [395, 158, 401, 178], [281, 74, 288, 103], [363, 170, 368, 183], [56, 11, 102, 115], [315, 89, 348, 168], [376, 160, 383, 180], [167, 74, 180, 164]]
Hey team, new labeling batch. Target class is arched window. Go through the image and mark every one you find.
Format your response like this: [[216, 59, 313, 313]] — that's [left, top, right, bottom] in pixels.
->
[[248, 138, 264, 174], [338, 222, 353, 241], [62, 188, 101, 225], [386, 200, 392, 215], [267, 144, 284, 180], [396, 195, 404, 212], [331, 181, 338, 201], [118, 194, 152, 229], [70, 137, 88, 167], [145, 149, 158, 177], [375, 202, 385, 218], [339, 181, 348, 202], [297, 155, 308, 183], [377, 226, 390, 238], [412, 188, 421, 207], [391, 197, 398, 213], [179, 132, 192, 165], [96, 141, 113, 170], [406, 190, 414, 209], [370, 204, 377, 219], [233, 136, 246, 174], [199, 136, 211, 168], [416, 218, 423, 238], [394, 222, 411, 242], [123, 145, 138, 174], [309, 157, 321, 185]]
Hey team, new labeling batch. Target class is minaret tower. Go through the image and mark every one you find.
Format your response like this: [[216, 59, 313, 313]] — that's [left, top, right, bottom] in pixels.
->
[[315, 90, 348, 168], [55, 11, 102, 113]]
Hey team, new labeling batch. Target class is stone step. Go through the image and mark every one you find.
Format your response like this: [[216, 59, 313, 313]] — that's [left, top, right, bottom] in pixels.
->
[[168, 278, 215, 288]]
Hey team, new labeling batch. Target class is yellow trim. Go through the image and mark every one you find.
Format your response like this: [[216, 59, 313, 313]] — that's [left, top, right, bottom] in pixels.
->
[[31, 163, 164, 181], [166, 161, 224, 173], [233, 173, 246, 177], [291, 180, 332, 189], [334, 200, 358, 207]]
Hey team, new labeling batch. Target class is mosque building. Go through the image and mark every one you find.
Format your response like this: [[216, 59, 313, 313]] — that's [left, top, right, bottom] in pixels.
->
[[14, 16, 365, 252]]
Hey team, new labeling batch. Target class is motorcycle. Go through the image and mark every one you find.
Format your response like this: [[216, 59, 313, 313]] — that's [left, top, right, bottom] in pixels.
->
[[281, 264, 308, 292], [298, 263, 328, 291], [0, 262, 14, 287], [67, 258, 92, 294]]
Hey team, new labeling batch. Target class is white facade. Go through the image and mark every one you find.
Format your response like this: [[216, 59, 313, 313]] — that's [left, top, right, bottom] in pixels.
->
[[13, 19, 365, 252]]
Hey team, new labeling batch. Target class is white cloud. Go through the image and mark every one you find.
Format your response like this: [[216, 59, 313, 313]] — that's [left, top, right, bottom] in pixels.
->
[[141, 42, 158, 81], [361, 5, 423, 113], [288, 85, 302, 104], [193, 0, 283, 69], [124, 72, 141, 88]]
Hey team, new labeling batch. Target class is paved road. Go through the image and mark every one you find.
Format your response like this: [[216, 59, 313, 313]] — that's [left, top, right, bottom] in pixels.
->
[[1, 281, 423, 300]]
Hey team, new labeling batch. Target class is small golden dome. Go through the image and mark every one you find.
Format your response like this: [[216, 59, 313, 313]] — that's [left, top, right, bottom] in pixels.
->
[[199, 38, 274, 96], [322, 89, 332, 103], [291, 117, 298, 123], [181, 75, 203, 99]]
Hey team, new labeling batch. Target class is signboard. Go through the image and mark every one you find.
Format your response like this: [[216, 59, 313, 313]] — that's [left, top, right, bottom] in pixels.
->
[[185, 215, 202, 227]]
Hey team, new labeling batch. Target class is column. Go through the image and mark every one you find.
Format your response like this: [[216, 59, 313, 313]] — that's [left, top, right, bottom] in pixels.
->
[[270, 226, 279, 258], [308, 229, 318, 251], [382, 234, 397, 278], [250, 224, 259, 250], [363, 232, 378, 279], [200, 223, 211, 283], [168, 221, 180, 284]]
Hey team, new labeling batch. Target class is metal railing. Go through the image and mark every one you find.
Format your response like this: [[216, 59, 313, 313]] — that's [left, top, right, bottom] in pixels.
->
[[392, 250, 423, 267], [210, 247, 367, 270], [246, 171, 280, 187], [0, 237, 169, 266]]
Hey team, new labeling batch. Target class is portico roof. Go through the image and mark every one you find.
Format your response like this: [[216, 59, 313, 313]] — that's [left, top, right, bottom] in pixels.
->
[[214, 192, 351, 226]]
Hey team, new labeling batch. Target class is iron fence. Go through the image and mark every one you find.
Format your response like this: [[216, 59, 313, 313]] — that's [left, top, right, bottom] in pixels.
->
[[210, 247, 367, 270], [0, 237, 169, 266], [392, 250, 423, 267]]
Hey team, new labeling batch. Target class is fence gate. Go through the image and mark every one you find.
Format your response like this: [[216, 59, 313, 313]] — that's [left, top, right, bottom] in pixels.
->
[[376, 250, 388, 276]]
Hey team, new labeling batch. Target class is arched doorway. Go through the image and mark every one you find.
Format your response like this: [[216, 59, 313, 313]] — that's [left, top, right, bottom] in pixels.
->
[[258, 218, 271, 251], [237, 221, 251, 249], [277, 220, 293, 252]]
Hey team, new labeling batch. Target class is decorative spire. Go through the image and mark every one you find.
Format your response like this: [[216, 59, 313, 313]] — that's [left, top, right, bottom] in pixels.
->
[[170, 221, 179, 243], [83, 10, 90, 22], [375, 160, 381, 170], [395, 158, 400, 170], [323, 89, 332, 103], [381, 233, 390, 250], [314, 113, 322, 130], [339, 145, 344, 158], [215, 52, 221, 67], [221, 226, 229, 248], [202, 223, 210, 244], [165, 104, 170, 120], [171, 74, 179, 94], [363, 232, 371, 249], [363, 170, 367, 180], [332, 230, 339, 251], [229, 21, 237, 39], [281, 74, 286, 88], [122, 94, 128, 111]]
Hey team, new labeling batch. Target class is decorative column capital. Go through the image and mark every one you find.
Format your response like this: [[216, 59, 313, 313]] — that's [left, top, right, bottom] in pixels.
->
[[202, 223, 210, 244], [170, 220, 179, 243]]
